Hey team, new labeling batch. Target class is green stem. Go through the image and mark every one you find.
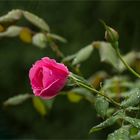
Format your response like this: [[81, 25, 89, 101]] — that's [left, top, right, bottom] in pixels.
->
[[114, 43, 140, 79], [69, 73, 121, 107]]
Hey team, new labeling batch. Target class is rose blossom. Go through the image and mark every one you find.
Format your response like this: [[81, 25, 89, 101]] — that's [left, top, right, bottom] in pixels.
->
[[29, 57, 69, 99]]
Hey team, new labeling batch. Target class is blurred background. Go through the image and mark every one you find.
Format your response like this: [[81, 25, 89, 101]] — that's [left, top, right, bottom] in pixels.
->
[[0, 0, 140, 139]]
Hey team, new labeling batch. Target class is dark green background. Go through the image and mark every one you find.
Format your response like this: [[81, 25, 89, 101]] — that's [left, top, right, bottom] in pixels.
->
[[0, 0, 140, 139]]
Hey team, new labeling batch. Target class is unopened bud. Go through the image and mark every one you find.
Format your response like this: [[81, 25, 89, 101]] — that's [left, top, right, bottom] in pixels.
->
[[105, 26, 119, 42], [32, 33, 47, 49]]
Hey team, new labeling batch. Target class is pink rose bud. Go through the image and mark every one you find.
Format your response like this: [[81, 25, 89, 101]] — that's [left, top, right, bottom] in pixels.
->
[[29, 57, 69, 99]]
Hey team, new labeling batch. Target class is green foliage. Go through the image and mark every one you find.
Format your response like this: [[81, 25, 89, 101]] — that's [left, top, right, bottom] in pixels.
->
[[3, 94, 32, 106], [72, 44, 94, 65], [107, 127, 130, 140], [23, 10, 50, 32], [62, 54, 77, 62], [43, 99, 54, 109], [123, 117, 140, 129], [47, 33, 67, 43], [67, 87, 94, 103], [0, 9, 22, 23], [97, 41, 119, 70], [102, 76, 134, 98], [32, 96, 47, 116], [121, 88, 140, 108], [95, 96, 109, 117], [2, 4, 140, 140], [131, 133, 140, 140], [89, 113, 120, 133], [118, 51, 136, 72], [106, 108, 115, 117], [0, 9, 64, 50], [67, 92, 83, 103]]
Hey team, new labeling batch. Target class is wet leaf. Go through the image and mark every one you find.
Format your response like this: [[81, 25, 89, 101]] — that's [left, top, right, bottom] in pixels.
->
[[121, 88, 140, 108], [95, 96, 109, 117], [107, 127, 130, 140], [47, 33, 67, 43], [123, 116, 140, 129], [0, 9, 22, 23], [62, 54, 77, 62], [106, 108, 115, 117], [89, 115, 120, 133], [96, 41, 119, 70], [72, 44, 94, 65], [118, 51, 136, 72], [102, 76, 134, 98], [23, 11, 50, 32], [4, 94, 32, 106]]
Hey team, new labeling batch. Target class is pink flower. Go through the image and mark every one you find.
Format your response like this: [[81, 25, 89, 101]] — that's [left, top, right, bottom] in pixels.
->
[[29, 57, 69, 99]]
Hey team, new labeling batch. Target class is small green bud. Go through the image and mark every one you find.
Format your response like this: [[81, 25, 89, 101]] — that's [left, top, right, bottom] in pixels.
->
[[32, 33, 47, 49], [105, 26, 119, 42]]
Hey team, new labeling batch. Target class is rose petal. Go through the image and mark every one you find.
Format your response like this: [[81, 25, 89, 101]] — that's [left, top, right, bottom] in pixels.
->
[[42, 57, 69, 75], [29, 60, 44, 81], [40, 78, 66, 99], [42, 66, 54, 88]]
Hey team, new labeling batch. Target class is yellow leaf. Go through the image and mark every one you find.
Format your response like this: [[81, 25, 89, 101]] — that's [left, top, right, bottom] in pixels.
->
[[19, 27, 32, 43], [89, 71, 108, 89], [67, 92, 83, 103], [32, 97, 47, 116], [0, 24, 5, 32]]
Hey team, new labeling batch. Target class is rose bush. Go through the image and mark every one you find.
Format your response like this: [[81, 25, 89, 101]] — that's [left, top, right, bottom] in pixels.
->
[[3, 9, 140, 139], [29, 57, 69, 99]]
